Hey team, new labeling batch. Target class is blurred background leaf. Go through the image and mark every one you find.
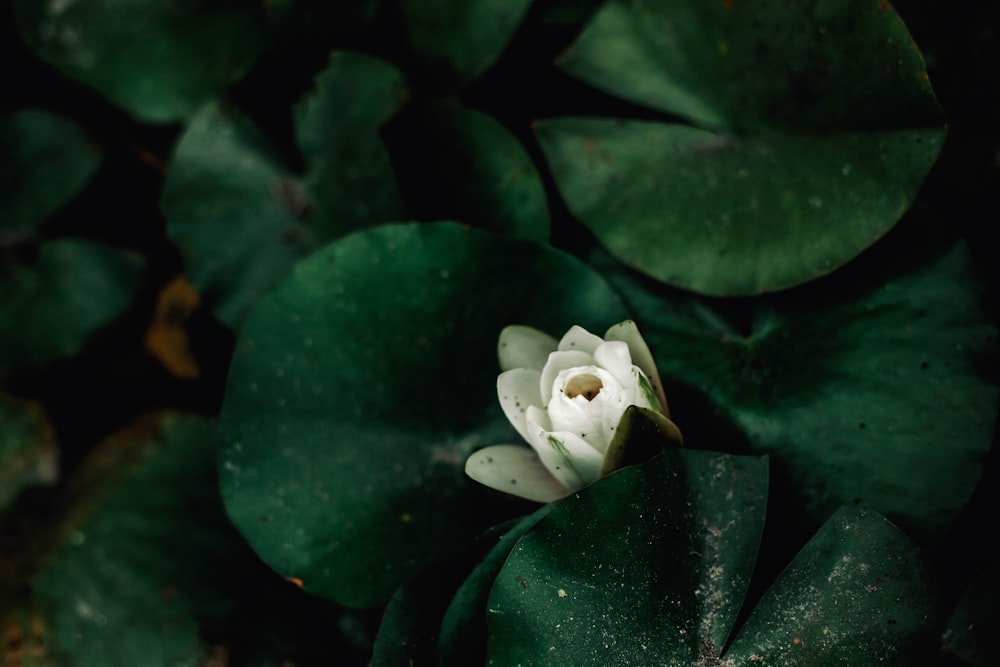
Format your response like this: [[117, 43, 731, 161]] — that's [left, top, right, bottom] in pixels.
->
[[0, 413, 256, 666], [163, 51, 408, 329], [401, 0, 534, 85], [0, 110, 100, 236], [12, 0, 273, 123], [0, 240, 145, 375], [0, 394, 57, 511]]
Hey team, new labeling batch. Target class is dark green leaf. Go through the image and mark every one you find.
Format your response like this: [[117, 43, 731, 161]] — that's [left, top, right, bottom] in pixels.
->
[[0, 110, 100, 236], [538, 118, 942, 295], [540, 0, 945, 295], [438, 505, 553, 667], [13, 0, 271, 123], [371, 518, 520, 667], [293, 51, 408, 230], [726, 504, 939, 665], [401, 0, 534, 84], [163, 52, 408, 328], [219, 221, 629, 607], [0, 413, 256, 666], [604, 232, 998, 542], [487, 449, 769, 664], [600, 404, 683, 476], [0, 240, 145, 374], [560, 0, 942, 131], [162, 102, 303, 329]]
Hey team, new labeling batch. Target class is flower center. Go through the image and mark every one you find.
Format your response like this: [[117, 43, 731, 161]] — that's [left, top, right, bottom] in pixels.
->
[[564, 373, 603, 401]]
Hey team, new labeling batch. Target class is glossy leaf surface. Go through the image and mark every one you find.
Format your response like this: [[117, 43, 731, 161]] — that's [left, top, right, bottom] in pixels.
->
[[488, 458, 936, 665], [487, 449, 768, 664], [541, 0, 945, 295], [219, 221, 629, 607], [726, 504, 939, 665], [604, 230, 997, 542]]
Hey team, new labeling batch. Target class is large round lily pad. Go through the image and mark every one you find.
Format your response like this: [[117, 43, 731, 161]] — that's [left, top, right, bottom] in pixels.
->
[[603, 231, 997, 543], [539, 0, 945, 295], [219, 221, 629, 608]]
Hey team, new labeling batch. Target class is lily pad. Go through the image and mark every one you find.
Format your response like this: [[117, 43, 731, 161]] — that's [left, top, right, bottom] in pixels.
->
[[401, 0, 535, 84], [163, 51, 408, 328], [293, 51, 409, 230], [0, 393, 58, 511], [488, 454, 937, 665], [387, 99, 550, 242], [725, 504, 939, 665], [13, 0, 271, 123], [437, 504, 554, 666], [0, 239, 145, 374], [487, 449, 769, 664], [0, 413, 256, 666], [0, 110, 101, 236], [219, 221, 629, 608], [371, 507, 554, 667], [371, 518, 519, 667], [539, 0, 945, 295], [602, 231, 997, 542]]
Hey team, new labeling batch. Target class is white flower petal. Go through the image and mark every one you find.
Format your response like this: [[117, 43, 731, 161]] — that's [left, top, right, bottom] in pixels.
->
[[593, 340, 634, 391], [497, 368, 543, 442], [605, 320, 669, 414], [539, 350, 594, 404], [526, 404, 552, 432], [465, 445, 568, 503], [498, 325, 558, 372], [546, 392, 606, 452], [591, 383, 634, 447], [546, 366, 621, 452], [525, 422, 605, 491], [557, 325, 605, 354]]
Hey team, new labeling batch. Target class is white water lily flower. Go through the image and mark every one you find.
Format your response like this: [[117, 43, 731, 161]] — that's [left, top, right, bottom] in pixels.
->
[[465, 320, 669, 503]]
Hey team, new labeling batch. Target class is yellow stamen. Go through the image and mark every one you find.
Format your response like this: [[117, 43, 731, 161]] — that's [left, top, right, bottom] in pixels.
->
[[565, 374, 603, 401]]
